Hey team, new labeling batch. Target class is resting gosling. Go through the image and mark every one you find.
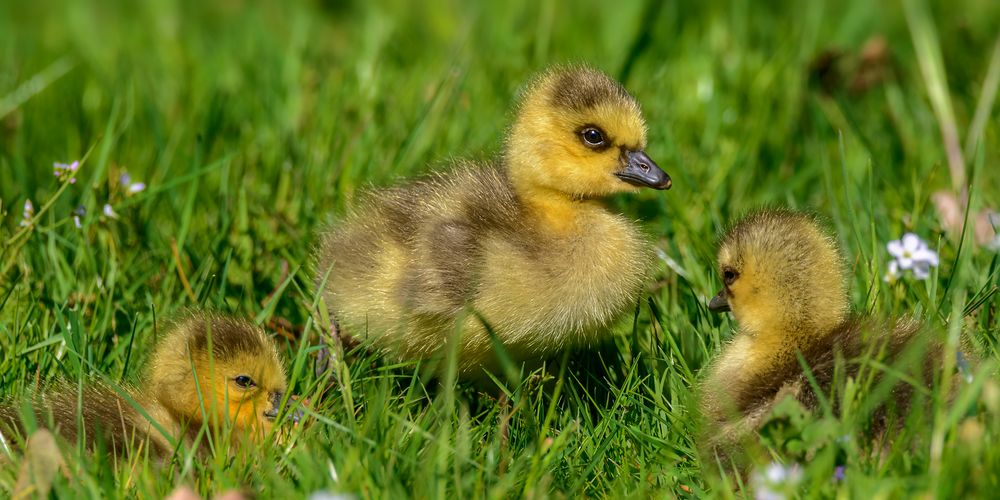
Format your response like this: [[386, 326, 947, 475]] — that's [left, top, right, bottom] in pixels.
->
[[699, 210, 950, 460], [0, 315, 288, 457], [317, 65, 671, 378]]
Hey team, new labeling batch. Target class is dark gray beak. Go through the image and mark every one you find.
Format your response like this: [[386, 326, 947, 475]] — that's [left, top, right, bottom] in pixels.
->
[[263, 391, 283, 421], [616, 150, 672, 190], [708, 289, 730, 313]]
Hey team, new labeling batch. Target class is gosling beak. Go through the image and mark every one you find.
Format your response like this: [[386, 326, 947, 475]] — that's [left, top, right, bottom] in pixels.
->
[[708, 289, 730, 313], [616, 150, 672, 190], [263, 391, 283, 421]]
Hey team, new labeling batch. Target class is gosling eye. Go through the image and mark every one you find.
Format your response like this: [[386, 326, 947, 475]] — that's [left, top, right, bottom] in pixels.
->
[[723, 269, 738, 285], [233, 375, 256, 389], [580, 127, 606, 148]]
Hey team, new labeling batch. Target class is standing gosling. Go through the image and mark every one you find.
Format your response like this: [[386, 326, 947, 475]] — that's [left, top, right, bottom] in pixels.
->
[[0, 315, 288, 457], [317, 65, 672, 378], [699, 210, 950, 460]]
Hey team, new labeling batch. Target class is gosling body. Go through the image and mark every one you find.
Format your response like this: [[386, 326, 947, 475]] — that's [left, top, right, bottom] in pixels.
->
[[0, 315, 287, 456], [699, 210, 948, 459], [318, 66, 671, 377]]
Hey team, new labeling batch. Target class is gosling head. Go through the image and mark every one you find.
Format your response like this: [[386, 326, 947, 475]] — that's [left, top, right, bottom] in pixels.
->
[[506, 65, 671, 198], [708, 210, 850, 343], [147, 315, 288, 441]]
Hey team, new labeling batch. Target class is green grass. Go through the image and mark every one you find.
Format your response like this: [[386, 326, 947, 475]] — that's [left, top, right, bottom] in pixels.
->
[[2, 0, 999, 497]]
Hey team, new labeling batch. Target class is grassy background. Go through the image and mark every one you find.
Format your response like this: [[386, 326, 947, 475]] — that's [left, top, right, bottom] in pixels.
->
[[2, 0, 999, 497]]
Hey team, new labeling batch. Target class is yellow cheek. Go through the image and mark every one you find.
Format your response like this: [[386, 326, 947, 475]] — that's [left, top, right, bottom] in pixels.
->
[[550, 151, 625, 196], [227, 398, 273, 440], [211, 385, 259, 420]]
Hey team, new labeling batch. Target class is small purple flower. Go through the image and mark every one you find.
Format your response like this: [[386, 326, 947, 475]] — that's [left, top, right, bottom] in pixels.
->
[[54, 161, 80, 184], [102, 203, 118, 219], [833, 465, 846, 482], [19, 199, 34, 227], [885, 233, 939, 282]]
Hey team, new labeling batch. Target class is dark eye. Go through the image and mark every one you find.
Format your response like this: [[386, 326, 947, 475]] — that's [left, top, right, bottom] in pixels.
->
[[723, 269, 738, 285], [580, 127, 605, 147], [233, 375, 255, 389]]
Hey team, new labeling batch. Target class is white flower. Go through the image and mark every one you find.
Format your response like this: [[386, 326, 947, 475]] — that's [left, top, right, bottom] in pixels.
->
[[19, 199, 34, 227], [119, 171, 146, 194], [308, 492, 355, 500], [988, 235, 1000, 252], [73, 205, 86, 229], [752, 461, 803, 500], [887, 233, 939, 269], [102, 204, 118, 219], [763, 461, 802, 483], [886, 233, 939, 281]]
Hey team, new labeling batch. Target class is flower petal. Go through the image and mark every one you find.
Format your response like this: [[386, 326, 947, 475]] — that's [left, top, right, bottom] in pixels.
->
[[834, 466, 847, 482], [765, 462, 786, 483], [913, 247, 939, 266], [884, 260, 900, 282], [897, 256, 914, 270], [913, 263, 931, 280], [988, 235, 1000, 252], [887, 240, 904, 258], [902, 233, 922, 252]]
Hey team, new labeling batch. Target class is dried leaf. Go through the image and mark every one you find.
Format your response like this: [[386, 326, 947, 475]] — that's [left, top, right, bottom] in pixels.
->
[[974, 209, 998, 247], [932, 191, 965, 234], [932, 190, 998, 247]]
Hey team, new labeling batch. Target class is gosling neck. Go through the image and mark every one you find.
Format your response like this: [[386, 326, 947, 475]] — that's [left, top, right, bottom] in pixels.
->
[[516, 182, 605, 234], [740, 314, 842, 378], [505, 153, 606, 234]]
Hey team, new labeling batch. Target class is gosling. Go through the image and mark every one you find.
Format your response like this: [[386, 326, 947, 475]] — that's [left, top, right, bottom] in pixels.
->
[[699, 209, 953, 461], [317, 65, 672, 378], [0, 315, 288, 457]]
